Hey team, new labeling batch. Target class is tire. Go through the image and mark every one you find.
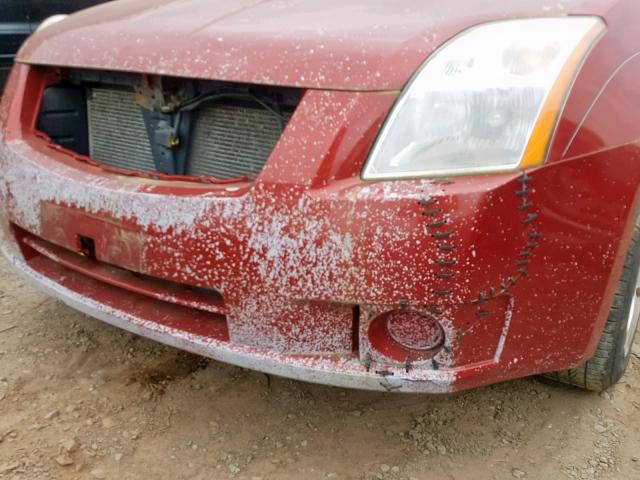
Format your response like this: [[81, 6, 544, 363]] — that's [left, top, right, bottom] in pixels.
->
[[544, 212, 640, 391]]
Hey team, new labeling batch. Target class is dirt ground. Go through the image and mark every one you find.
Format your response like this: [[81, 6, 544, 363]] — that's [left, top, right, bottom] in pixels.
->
[[0, 256, 639, 480]]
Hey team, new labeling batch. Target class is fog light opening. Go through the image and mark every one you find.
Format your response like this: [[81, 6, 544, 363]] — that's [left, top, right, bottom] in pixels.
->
[[367, 309, 446, 364], [386, 310, 445, 352]]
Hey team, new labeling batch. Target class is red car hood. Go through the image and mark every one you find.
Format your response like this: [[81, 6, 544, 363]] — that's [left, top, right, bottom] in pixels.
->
[[17, 0, 610, 91]]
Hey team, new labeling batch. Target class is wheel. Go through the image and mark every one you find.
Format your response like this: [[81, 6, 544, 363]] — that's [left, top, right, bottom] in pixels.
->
[[545, 212, 640, 391]]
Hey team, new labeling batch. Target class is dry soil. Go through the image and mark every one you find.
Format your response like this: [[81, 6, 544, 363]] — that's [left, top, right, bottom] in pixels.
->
[[0, 256, 639, 480]]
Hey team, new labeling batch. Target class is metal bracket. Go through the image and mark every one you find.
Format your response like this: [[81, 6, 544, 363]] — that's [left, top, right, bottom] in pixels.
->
[[135, 76, 194, 175]]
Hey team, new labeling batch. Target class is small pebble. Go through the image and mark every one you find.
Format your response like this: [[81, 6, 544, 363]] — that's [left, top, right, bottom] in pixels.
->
[[60, 438, 78, 453], [55, 455, 73, 467], [101, 417, 116, 429], [44, 410, 60, 420], [90, 467, 107, 479]]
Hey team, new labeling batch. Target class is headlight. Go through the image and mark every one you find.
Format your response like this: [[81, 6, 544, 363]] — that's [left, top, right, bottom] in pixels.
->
[[362, 17, 605, 180]]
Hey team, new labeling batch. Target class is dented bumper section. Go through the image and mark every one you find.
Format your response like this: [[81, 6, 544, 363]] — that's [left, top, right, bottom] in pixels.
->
[[1, 243, 460, 393], [1, 65, 638, 393], [0, 144, 515, 393]]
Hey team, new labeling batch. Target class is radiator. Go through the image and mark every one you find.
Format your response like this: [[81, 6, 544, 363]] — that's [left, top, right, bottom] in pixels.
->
[[86, 87, 288, 180], [87, 88, 155, 173]]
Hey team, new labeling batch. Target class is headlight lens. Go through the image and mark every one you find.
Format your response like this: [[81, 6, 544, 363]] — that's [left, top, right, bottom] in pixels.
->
[[362, 17, 605, 180]]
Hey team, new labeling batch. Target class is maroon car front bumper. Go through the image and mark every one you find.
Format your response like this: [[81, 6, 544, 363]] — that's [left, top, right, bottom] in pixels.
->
[[0, 65, 638, 392]]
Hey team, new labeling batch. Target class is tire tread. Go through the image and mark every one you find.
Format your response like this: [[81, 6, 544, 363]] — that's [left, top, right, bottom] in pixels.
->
[[544, 213, 639, 391]]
